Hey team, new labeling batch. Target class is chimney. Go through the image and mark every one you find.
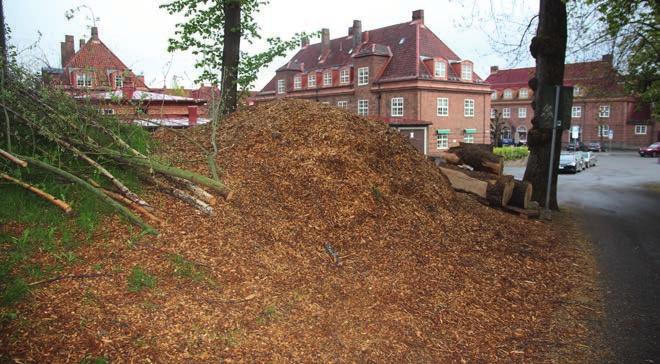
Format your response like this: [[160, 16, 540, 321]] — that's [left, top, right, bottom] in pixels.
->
[[122, 76, 135, 100], [91, 26, 99, 40], [412, 9, 424, 23], [79, 39, 85, 50], [348, 27, 353, 36], [187, 106, 198, 126], [352, 20, 362, 49], [301, 36, 309, 48], [490, 65, 499, 74], [136, 75, 145, 86], [321, 28, 330, 53], [602, 54, 613, 64], [60, 35, 74, 67]]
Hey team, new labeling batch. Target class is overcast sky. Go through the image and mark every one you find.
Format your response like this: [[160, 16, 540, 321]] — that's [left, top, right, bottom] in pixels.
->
[[5, 0, 539, 90]]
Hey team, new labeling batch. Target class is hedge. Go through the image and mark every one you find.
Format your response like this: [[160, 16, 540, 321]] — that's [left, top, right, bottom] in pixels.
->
[[493, 146, 530, 161]]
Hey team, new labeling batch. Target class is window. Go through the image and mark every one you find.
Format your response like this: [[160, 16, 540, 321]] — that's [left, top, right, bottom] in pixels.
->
[[517, 126, 528, 142], [491, 91, 497, 100], [76, 73, 92, 88], [323, 71, 332, 86], [464, 99, 475, 117], [490, 108, 496, 119], [337, 101, 348, 109], [571, 106, 582, 118], [518, 107, 527, 118], [436, 134, 448, 149], [357, 67, 369, 86], [340, 69, 350, 84], [598, 124, 610, 137], [307, 74, 316, 88], [502, 107, 511, 118], [599, 105, 610, 118], [434, 61, 446, 78], [501, 127, 511, 140], [293, 76, 302, 90], [357, 99, 369, 116], [437, 98, 449, 116], [101, 108, 115, 115], [115, 75, 123, 88], [391, 97, 404, 117], [321, 101, 330, 105], [635, 125, 647, 135], [503, 89, 513, 99], [461, 62, 472, 80], [277, 79, 285, 94], [464, 134, 475, 143], [574, 86, 582, 97], [519, 88, 528, 99]]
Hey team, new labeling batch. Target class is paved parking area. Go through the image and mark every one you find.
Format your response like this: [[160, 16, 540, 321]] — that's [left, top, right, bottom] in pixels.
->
[[507, 152, 660, 362]]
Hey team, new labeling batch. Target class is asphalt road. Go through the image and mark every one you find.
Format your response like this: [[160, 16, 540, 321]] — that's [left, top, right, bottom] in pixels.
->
[[507, 152, 660, 363]]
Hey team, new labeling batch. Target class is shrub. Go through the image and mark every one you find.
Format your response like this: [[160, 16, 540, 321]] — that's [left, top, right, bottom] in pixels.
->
[[494, 146, 530, 161]]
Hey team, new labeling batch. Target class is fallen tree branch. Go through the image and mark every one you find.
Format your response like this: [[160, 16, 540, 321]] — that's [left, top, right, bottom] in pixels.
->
[[1, 172, 73, 213], [0, 148, 27, 167]]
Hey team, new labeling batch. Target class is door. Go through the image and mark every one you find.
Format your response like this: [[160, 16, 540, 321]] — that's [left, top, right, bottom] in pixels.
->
[[399, 128, 426, 154]]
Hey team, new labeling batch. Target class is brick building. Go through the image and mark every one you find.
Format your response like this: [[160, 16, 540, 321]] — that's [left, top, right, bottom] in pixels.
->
[[42, 27, 206, 127], [486, 55, 657, 149], [255, 10, 492, 156]]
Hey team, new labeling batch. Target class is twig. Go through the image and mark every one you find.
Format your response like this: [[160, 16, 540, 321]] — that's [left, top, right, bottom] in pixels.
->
[[28, 273, 110, 286], [0, 148, 27, 167]]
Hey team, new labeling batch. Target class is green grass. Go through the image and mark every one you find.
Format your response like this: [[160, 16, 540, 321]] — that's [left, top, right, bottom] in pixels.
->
[[169, 254, 207, 283], [494, 146, 530, 161], [127, 266, 156, 292]]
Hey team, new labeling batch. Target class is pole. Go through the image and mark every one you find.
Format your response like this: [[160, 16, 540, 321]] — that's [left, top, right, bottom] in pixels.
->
[[544, 85, 561, 218]]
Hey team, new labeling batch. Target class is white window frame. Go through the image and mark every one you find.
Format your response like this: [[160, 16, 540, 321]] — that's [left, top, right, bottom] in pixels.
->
[[436, 134, 448, 149], [390, 97, 404, 117], [634, 125, 647, 135], [115, 75, 123, 88], [277, 79, 285, 94], [437, 98, 449, 117], [502, 107, 511, 119], [357, 67, 369, 86], [323, 71, 332, 86], [357, 99, 369, 116], [461, 62, 472, 80], [598, 124, 610, 137], [293, 75, 302, 90], [491, 91, 497, 100], [464, 99, 475, 117], [76, 73, 92, 88], [307, 74, 316, 88], [518, 107, 527, 118], [490, 108, 496, 119], [574, 86, 582, 97], [337, 100, 348, 109], [519, 88, 528, 99], [503, 89, 513, 99], [463, 134, 475, 143], [434, 61, 446, 78], [339, 69, 350, 84], [517, 126, 528, 142], [599, 105, 610, 118], [571, 106, 582, 118]]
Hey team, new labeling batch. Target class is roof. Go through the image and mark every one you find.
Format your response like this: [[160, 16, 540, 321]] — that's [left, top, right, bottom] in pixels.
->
[[133, 117, 211, 128], [76, 90, 203, 103], [486, 59, 625, 96], [261, 18, 479, 92]]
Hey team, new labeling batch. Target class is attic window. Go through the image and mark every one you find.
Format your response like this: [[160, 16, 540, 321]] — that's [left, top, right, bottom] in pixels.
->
[[461, 62, 473, 81], [76, 73, 92, 88], [115, 75, 123, 88], [399, 38, 405, 45]]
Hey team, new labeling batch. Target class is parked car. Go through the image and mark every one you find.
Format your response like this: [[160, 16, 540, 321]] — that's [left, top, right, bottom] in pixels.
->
[[587, 142, 604, 152], [566, 141, 586, 151], [500, 138, 514, 146], [559, 153, 583, 173], [639, 142, 660, 157], [581, 151, 597, 167]]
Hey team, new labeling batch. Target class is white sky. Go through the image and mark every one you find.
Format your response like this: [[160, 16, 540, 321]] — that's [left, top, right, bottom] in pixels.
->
[[5, 0, 539, 90]]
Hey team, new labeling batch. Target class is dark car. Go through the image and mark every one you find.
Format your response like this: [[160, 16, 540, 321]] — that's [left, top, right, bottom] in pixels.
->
[[639, 142, 660, 157], [559, 153, 583, 173], [500, 138, 514, 146], [587, 142, 603, 152], [566, 141, 585, 151]]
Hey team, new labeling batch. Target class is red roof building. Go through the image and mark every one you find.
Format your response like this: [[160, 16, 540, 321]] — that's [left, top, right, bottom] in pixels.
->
[[255, 10, 492, 156], [486, 55, 657, 149]]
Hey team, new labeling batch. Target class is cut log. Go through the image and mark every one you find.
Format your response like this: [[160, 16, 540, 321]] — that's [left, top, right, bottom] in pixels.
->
[[439, 167, 488, 197], [509, 180, 533, 209], [439, 166, 513, 207], [486, 177, 515, 207], [445, 143, 504, 175]]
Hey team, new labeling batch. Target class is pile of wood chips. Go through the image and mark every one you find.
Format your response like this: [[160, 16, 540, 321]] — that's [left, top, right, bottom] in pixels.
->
[[0, 99, 604, 362]]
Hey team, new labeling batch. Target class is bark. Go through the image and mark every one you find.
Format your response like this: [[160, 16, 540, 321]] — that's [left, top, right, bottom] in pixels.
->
[[510, 180, 533, 209], [439, 166, 514, 207], [523, 0, 568, 210], [0, 0, 7, 78], [486, 176, 515, 207], [221, 0, 241, 115], [1, 172, 73, 213], [442, 143, 503, 175]]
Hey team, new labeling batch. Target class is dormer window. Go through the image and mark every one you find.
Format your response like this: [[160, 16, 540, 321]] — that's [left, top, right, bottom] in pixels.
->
[[519, 88, 528, 99], [323, 71, 332, 86], [76, 73, 92, 88], [339, 69, 350, 84], [115, 75, 123, 88], [357, 67, 369, 86], [277, 79, 285, 94], [307, 73, 316, 88], [491, 91, 497, 100], [503, 89, 513, 99], [461, 62, 472, 81], [434, 61, 446, 78], [293, 75, 302, 90], [574, 86, 583, 97]]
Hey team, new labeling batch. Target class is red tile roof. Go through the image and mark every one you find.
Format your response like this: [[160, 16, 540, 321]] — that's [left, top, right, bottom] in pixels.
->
[[261, 19, 479, 92]]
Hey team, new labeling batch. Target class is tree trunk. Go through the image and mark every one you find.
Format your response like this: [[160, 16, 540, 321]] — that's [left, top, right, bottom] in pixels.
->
[[523, 0, 567, 210], [0, 0, 7, 78], [221, 0, 241, 115]]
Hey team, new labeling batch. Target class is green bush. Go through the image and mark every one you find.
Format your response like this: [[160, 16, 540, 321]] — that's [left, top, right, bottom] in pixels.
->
[[494, 146, 530, 161]]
